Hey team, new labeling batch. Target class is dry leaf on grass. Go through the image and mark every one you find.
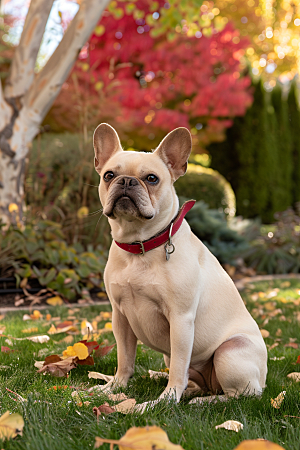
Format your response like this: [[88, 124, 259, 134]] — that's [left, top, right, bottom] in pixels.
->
[[94, 343, 115, 358], [27, 335, 50, 343], [114, 398, 136, 414], [30, 310, 43, 320], [233, 439, 286, 449], [95, 425, 184, 450], [88, 371, 114, 382], [215, 420, 243, 432], [260, 329, 270, 338], [37, 356, 77, 377], [0, 411, 24, 440], [284, 343, 298, 349], [1, 346, 14, 353], [46, 296, 63, 306], [287, 372, 300, 382], [93, 403, 116, 418], [297, 355, 300, 364], [271, 391, 286, 409], [107, 392, 128, 401]]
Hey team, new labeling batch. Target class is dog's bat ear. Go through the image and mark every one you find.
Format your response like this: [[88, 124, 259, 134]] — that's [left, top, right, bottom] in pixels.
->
[[93, 123, 122, 173], [154, 127, 192, 181]]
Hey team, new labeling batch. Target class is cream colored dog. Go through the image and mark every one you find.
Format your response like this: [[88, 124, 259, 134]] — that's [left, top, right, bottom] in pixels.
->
[[93, 123, 267, 404]]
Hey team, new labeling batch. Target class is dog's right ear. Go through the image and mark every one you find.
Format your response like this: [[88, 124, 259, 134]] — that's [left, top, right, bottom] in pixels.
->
[[93, 123, 122, 173]]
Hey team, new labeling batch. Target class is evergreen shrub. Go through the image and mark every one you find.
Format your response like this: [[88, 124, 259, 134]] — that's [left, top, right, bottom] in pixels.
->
[[183, 200, 249, 265], [174, 164, 236, 217]]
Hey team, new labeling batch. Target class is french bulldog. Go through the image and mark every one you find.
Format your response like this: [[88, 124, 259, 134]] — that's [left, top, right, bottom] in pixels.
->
[[93, 123, 267, 405]]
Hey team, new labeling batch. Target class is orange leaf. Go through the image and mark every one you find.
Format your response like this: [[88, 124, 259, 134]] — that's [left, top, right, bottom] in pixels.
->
[[234, 439, 286, 449]]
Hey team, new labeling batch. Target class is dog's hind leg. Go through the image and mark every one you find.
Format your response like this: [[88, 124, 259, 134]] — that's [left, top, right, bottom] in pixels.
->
[[212, 334, 267, 397]]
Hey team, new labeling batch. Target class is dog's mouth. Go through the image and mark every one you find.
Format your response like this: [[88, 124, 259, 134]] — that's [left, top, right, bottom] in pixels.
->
[[105, 194, 154, 220]]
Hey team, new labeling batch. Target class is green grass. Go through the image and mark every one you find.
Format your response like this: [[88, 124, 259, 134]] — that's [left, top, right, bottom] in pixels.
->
[[0, 279, 300, 450]]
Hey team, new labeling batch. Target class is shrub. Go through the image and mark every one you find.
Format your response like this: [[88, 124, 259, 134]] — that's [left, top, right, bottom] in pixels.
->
[[0, 220, 107, 300], [184, 200, 249, 265], [242, 204, 300, 274], [174, 164, 236, 217]]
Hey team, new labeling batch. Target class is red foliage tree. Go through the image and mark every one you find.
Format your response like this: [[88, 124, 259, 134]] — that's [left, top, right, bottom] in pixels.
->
[[47, 0, 253, 152]]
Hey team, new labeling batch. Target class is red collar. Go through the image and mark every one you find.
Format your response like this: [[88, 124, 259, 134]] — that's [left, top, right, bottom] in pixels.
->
[[114, 200, 195, 255]]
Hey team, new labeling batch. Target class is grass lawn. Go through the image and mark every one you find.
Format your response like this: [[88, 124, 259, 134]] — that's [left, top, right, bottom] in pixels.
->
[[0, 278, 300, 450]]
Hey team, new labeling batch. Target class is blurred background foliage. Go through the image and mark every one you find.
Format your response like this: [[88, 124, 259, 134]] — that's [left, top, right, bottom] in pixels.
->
[[1, 0, 300, 298]]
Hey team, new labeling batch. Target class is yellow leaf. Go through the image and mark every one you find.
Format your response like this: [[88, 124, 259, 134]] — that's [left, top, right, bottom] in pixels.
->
[[0, 411, 24, 440], [46, 314, 52, 321], [62, 346, 77, 358], [46, 296, 63, 306], [271, 391, 286, 409], [73, 342, 89, 360], [287, 372, 300, 382], [95, 425, 184, 450], [280, 281, 291, 288], [260, 329, 270, 338], [30, 310, 43, 320], [215, 420, 243, 432], [234, 439, 286, 449], [104, 322, 112, 330], [48, 324, 57, 335], [22, 327, 38, 334], [8, 203, 19, 213], [96, 292, 108, 299]]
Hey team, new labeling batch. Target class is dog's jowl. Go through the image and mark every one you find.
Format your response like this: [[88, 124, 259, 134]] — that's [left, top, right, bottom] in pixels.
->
[[93, 123, 267, 403]]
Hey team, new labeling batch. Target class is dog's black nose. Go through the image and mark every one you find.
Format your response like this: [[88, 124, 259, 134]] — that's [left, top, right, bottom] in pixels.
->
[[117, 176, 138, 188]]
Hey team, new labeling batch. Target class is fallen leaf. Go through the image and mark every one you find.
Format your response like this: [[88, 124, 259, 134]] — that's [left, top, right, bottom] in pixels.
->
[[275, 329, 282, 337], [104, 322, 112, 330], [95, 425, 184, 450], [297, 355, 300, 364], [94, 343, 115, 357], [1, 346, 14, 353], [46, 313, 52, 321], [96, 292, 108, 299], [107, 392, 128, 401], [0, 411, 24, 440], [79, 340, 99, 355], [23, 314, 31, 321], [260, 329, 270, 338], [34, 361, 45, 369], [114, 398, 136, 414], [88, 371, 114, 382], [38, 356, 77, 377], [27, 335, 50, 343], [59, 335, 74, 344], [63, 342, 88, 360], [93, 403, 116, 418], [287, 372, 300, 382], [284, 343, 298, 349], [22, 327, 38, 334], [30, 310, 43, 320], [268, 343, 279, 351], [233, 440, 286, 449], [48, 324, 57, 334], [271, 391, 286, 409], [0, 314, 5, 321], [46, 296, 63, 306], [215, 420, 243, 432], [44, 354, 62, 365], [81, 320, 93, 336]]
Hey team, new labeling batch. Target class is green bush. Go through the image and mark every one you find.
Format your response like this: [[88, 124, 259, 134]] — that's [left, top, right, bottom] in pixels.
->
[[174, 164, 236, 217], [242, 204, 300, 274], [0, 220, 106, 300], [184, 200, 249, 265], [26, 132, 111, 248]]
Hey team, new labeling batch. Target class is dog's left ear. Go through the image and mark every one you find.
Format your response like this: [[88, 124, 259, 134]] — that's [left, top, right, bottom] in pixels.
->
[[154, 127, 192, 181], [93, 123, 122, 173]]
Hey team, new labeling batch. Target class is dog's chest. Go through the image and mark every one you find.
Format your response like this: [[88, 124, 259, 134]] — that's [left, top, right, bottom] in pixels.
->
[[107, 264, 171, 353]]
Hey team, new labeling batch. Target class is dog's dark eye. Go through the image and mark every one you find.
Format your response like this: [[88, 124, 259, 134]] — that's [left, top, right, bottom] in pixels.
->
[[146, 174, 159, 184], [103, 171, 114, 182]]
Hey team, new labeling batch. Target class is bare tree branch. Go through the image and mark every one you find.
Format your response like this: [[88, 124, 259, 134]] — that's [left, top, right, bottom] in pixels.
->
[[4, 0, 55, 99], [0, 81, 12, 131], [23, 0, 110, 123]]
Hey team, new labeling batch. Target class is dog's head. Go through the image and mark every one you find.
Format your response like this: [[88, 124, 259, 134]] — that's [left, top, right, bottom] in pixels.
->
[[93, 124, 191, 238]]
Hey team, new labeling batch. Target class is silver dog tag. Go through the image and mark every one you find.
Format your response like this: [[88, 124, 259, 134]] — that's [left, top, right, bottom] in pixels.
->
[[165, 242, 175, 261]]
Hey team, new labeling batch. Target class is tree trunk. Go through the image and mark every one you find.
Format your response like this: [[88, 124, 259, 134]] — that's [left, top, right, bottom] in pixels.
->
[[0, 0, 110, 224]]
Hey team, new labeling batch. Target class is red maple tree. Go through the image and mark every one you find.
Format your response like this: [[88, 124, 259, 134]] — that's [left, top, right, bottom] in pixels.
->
[[47, 0, 253, 151]]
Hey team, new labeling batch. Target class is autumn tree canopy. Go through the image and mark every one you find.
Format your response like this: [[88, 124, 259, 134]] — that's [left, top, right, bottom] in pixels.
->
[[47, 0, 253, 152]]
